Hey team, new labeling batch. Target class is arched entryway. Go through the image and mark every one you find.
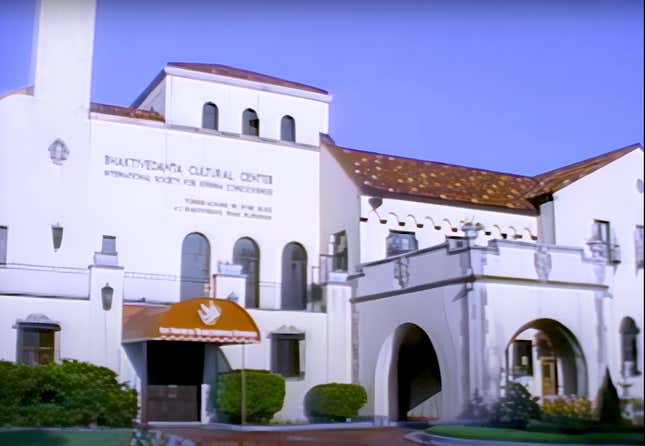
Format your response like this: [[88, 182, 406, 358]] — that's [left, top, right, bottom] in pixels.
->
[[375, 323, 442, 421], [505, 318, 588, 398]]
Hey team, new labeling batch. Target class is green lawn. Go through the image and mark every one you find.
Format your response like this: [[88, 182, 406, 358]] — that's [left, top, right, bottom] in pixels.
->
[[427, 425, 645, 444], [0, 430, 133, 446]]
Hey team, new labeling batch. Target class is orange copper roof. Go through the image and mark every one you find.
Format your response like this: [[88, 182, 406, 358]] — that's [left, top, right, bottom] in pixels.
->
[[123, 298, 260, 344], [323, 135, 641, 213], [168, 62, 328, 95], [90, 103, 165, 122]]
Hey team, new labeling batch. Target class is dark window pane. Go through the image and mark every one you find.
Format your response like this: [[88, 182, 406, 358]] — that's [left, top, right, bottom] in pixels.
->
[[180, 233, 211, 300], [386, 231, 418, 257], [242, 109, 259, 136], [233, 238, 260, 308], [0, 226, 7, 264], [271, 337, 301, 377], [280, 116, 295, 142], [19, 328, 55, 365], [332, 231, 348, 272], [202, 103, 218, 130], [102, 235, 116, 254], [281, 243, 307, 310]]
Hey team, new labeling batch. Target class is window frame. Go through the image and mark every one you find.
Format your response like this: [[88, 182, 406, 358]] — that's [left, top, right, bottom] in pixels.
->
[[242, 108, 260, 136], [270, 332, 305, 379], [386, 230, 418, 257], [202, 102, 219, 130], [0, 225, 7, 264]]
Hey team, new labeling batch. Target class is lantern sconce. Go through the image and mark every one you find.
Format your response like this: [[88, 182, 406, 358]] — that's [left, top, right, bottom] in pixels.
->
[[101, 283, 114, 311], [51, 223, 63, 252]]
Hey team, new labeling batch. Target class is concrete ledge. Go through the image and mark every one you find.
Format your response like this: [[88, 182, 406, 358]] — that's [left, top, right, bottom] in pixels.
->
[[408, 432, 640, 446], [150, 421, 376, 432]]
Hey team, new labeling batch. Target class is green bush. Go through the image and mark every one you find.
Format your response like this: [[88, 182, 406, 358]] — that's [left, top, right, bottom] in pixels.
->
[[213, 369, 285, 424], [490, 382, 541, 429], [541, 396, 595, 433], [0, 359, 137, 427], [304, 383, 368, 422], [595, 368, 621, 424]]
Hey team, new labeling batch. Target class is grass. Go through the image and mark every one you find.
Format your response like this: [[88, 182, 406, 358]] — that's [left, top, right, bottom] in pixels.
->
[[0, 429, 133, 446], [427, 425, 645, 444]]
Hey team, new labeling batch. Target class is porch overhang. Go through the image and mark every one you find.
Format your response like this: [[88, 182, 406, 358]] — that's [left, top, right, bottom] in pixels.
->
[[122, 297, 260, 344]]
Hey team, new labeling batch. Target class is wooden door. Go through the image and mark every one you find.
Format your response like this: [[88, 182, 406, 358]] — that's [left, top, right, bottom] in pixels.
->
[[146, 385, 199, 422], [541, 357, 558, 396]]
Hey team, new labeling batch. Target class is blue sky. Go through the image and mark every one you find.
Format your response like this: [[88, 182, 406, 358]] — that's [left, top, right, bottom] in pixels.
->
[[0, 0, 642, 176]]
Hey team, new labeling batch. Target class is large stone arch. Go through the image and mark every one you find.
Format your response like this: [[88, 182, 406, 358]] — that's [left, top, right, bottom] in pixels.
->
[[505, 318, 588, 397], [374, 322, 443, 421]]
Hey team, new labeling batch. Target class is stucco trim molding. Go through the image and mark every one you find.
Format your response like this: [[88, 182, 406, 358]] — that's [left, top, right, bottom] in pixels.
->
[[351, 274, 609, 303]]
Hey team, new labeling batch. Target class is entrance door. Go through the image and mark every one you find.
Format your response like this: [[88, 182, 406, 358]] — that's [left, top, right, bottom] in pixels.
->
[[541, 357, 558, 396], [147, 385, 200, 422], [146, 341, 205, 422]]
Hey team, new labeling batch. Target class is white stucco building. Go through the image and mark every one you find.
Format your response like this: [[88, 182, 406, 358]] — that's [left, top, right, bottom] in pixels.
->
[[1, 0, 643, 424]]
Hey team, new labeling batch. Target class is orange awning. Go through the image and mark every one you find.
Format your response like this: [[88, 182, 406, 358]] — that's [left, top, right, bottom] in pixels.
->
[[122, 298, 260, 344]]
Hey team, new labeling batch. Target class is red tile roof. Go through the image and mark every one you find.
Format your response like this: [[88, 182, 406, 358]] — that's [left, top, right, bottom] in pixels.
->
[[90, 103, 165, 122], [323, 135, 641, 213], [167, 62, 328, 95]]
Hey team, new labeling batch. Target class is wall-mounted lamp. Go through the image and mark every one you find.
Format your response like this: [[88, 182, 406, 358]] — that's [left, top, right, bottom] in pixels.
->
[[51, 224, 63, 251], [101, 283, 114, 311]]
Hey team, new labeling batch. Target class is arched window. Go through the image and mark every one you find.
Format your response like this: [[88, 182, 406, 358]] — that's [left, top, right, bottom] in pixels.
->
[[233, 237, 260, 308], [620, 317, 640, 376], [280, 115, 295, 142], [281, 242, 307, 310], [202, 102, 219, 130], [180, 233, 211, 300], [242, 108, 260, 136]]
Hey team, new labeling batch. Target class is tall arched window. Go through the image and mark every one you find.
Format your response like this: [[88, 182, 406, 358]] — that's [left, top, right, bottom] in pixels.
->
[[280, 115, 295, 142], [242, 108, 260, 136], [233, 237, 260, 308], [180, 233, 211, 300], [620, 317, 640, 377], [202, 102, 219, 130], [281, 242, 307, 310]]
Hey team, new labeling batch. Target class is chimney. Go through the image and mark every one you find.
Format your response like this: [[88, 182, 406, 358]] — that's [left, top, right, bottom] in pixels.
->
[[30, 0, 97, 110]]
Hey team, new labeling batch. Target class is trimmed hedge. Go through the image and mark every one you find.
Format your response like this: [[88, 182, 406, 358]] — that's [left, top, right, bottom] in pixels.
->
[[0, 359, 137, 427], [304, 383, 367, 422], [213, 369, 285, 424]]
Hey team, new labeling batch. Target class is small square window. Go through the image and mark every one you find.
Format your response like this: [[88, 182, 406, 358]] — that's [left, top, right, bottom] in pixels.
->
[[101, 235, 116, 254], [386, 230, 418, 257], [271, 332, 305, 378]]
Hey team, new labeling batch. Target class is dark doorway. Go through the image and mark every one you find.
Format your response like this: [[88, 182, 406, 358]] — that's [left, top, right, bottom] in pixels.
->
[[395, 324, 441, 420], [146, 341, 205, 422]]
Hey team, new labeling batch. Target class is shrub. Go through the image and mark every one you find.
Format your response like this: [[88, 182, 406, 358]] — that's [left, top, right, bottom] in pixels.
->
[[541, 396, 595, 433], [595, 368, 621, 424], [490, 382, 541, 429], [542, 396, 594, 421], [304, 383, 368, 422], [213, 369, 285, 424], [0, 359, 137, 427]]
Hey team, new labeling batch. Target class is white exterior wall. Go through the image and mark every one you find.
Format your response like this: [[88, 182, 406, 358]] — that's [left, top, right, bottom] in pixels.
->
[[319, 144, 361, 275], [359, 196, 538, 263], [165, 75, 329, 147], [551, 150, 644, 397], [89, 117, 321, 308], [220, 309, 327, 422]]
